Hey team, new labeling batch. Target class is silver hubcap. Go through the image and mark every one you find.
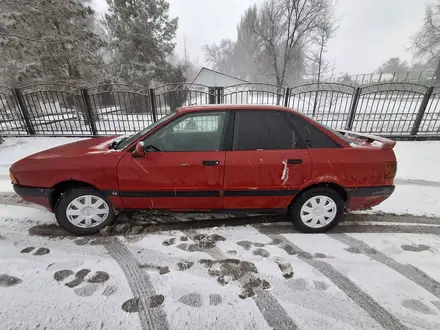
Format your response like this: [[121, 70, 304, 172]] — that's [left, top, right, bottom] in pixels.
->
[[66, 195, 109, 228], [300, 195, 337, 229]]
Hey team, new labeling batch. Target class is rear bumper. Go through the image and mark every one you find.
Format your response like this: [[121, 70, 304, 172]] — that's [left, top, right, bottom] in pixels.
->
[[13, 184, 53, 211], [346, 185, 395, 210]]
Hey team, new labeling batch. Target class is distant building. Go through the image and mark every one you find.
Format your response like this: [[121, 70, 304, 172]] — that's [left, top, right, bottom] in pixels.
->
[[192, 67, 248, 87]]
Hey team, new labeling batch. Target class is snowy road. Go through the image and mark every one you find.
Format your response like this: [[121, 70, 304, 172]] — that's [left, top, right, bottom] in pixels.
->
[[1, 200, 440, 330]]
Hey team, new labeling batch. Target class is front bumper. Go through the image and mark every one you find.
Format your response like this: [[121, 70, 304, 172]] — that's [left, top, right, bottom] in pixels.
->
[[346, 185, 395, 210], [13, 184, 53, 211]]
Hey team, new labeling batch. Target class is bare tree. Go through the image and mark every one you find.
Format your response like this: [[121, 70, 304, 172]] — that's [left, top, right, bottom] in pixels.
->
[[252, 0, 334, 89], [203, 39, 237, 75], [308, 9, 337, 115], [308, 5, 337, 84], [234, 5, 262, 81], [412, 2, 440, 83]]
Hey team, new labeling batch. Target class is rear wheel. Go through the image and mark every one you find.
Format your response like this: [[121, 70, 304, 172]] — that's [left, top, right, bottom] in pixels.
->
[[55, 187, 115, 235], [290, 187, 344, 233]]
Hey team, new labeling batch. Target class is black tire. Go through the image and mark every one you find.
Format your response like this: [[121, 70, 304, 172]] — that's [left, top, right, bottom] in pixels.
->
[[55, 187, 115, 235], [289, 187, 344, 233]]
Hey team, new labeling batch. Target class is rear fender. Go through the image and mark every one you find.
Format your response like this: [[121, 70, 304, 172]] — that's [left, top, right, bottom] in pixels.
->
[[286, 176, 346, 208]]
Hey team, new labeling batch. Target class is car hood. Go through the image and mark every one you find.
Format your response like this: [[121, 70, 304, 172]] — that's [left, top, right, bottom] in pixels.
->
[[17, 136, 122, 162]]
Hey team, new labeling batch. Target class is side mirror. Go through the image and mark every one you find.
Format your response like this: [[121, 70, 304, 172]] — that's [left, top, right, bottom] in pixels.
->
[[132, 141, 145, 158]]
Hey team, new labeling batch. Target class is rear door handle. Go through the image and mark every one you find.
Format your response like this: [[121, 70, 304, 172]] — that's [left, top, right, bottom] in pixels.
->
[[202, 160, 220, 166], [287, 159, 302, 165]]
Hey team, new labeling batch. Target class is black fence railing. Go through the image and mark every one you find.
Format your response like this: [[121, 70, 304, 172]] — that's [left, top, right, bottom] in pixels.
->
[[1, 82, 440, 139]]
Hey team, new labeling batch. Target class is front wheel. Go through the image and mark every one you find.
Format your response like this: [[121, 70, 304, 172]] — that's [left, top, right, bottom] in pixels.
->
[[55, 187, 115, 235], [290, 187, 344, 233]]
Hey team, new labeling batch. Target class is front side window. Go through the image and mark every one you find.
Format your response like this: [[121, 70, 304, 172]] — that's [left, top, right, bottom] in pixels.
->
[[234, 110, 297, 150], [144, 112, 227, 151]]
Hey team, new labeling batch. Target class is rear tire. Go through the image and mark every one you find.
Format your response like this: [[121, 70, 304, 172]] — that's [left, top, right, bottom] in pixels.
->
[[55, 187, 115, 235], [290, 187, 344, 233]]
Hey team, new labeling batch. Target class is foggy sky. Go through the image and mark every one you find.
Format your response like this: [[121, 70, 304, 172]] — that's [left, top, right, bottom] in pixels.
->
[[93, 0, 435, 75]]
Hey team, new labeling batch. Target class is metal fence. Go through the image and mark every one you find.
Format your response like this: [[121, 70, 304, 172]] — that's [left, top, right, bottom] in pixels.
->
[[323, 71, 436, 85], [1, 82, 440, 139]]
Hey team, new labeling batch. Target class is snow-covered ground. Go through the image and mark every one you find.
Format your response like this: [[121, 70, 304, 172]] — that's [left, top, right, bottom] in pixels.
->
[[1, 206, 440, 329], [1, 137, 440, 329]]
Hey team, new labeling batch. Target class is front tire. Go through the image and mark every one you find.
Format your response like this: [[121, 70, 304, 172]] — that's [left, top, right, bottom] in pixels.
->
[[55, 187, 115, 235], [290, 187, 344, 233]]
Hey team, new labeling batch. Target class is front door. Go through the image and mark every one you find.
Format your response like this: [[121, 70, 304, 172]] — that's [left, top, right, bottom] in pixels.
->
[[223, 110, 312, 210], [117, 111, 228, 210]]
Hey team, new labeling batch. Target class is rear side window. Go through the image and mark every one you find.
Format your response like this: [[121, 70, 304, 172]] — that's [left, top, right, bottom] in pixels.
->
[[287, 113, 341, 149], [234, 111, 297, 150]]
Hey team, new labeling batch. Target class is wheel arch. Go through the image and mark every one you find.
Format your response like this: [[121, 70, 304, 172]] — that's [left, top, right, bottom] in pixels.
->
[[50, 180, 99, 211], [289, 182, 347, 209]]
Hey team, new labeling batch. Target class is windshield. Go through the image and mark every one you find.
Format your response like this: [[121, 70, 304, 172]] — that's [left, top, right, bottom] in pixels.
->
[[116, 113, 177, 150]]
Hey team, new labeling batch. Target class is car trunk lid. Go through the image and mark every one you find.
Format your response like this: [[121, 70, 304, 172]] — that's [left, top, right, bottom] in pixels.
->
[[337, 130, 396, 150]]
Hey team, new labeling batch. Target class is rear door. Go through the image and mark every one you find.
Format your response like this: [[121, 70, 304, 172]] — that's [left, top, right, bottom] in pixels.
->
[[223, 110, 312, 210], [117, 111, 228, 210]]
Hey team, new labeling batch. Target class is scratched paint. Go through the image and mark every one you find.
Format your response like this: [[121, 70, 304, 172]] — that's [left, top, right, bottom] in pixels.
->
[[281, 160, 289, 185]]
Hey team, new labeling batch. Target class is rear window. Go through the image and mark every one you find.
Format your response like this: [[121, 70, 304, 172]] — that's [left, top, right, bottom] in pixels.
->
[[319, 123, 352, 145], [287, 113, 342, 149]]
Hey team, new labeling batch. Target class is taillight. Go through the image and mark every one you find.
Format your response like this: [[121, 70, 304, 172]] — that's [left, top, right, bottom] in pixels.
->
[[384, 161, 397, 179], [9, 170, 18, 184]]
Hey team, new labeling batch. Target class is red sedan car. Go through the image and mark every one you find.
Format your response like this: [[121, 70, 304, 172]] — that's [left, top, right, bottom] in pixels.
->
[[10, 104, 397, 235]]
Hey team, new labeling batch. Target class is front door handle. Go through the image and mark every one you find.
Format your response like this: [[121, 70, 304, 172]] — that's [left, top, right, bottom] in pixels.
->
[[202, 160, 220, 166], [287, 159, 302, 165]]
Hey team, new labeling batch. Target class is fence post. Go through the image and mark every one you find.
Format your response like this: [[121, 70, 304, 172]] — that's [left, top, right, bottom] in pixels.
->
[[80, 88, 97, 136], [208, 87, 216, 104], [411, 86, 434, 136], [149, 88, 157, 122], [378, 73, 383, 83], [216, 87, 224, 104], [345, 87, 361, 131], [13, 88, 35, 135], [284, 87, 290, 107]]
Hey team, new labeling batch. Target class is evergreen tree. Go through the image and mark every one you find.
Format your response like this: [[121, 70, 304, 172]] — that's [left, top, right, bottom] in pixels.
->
[[0, 0, 106, 85], [105, 0, 178, 86]]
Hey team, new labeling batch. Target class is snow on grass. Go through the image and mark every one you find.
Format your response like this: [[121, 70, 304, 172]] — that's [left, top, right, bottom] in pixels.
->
[[394, 141, 440, 183], [0, 136, 85, 173], [371, 185, 440, 217]]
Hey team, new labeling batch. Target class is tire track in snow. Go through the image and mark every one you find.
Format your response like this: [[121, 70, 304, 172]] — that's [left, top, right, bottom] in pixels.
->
[[394, 179, 440, 188], [329, 233, 440, 299], [105, 238, 169, 330], [186, 229, 299, 330], [256, 231, 408, 330]]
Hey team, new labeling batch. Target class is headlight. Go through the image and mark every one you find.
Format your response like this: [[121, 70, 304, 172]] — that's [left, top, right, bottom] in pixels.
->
[[9, 170, 18, 184]]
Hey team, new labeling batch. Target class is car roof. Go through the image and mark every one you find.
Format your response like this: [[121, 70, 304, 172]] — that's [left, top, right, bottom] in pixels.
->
[[176, 104, 294, 114]]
